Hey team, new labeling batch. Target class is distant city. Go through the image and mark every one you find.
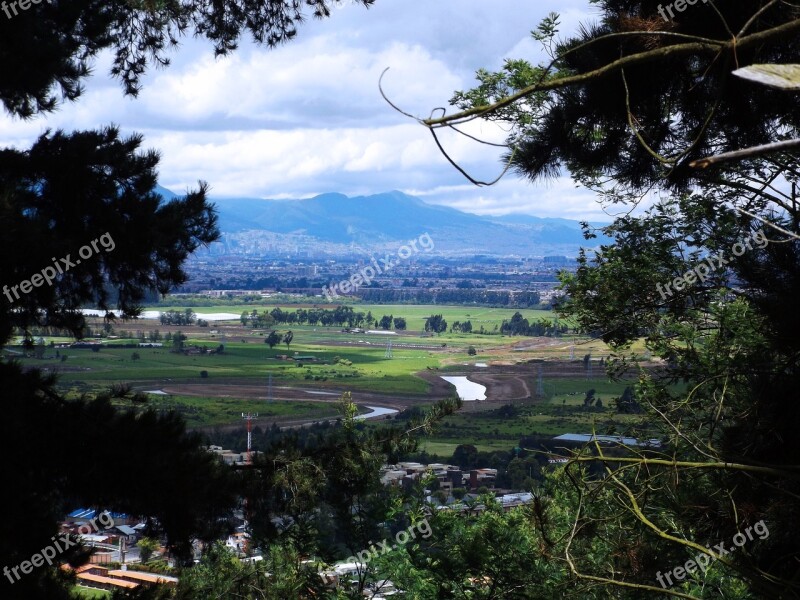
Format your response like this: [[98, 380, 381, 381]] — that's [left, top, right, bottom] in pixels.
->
[[179, 253, 575, 305]]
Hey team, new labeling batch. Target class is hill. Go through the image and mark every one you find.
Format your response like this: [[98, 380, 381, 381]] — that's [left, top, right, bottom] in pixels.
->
[[158, 188, 610, 256]]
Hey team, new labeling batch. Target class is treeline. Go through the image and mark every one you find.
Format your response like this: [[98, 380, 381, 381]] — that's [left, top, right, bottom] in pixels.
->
[[205, 419, 351, 455], [160, 309, 199, 325], [358, 288, 541, 307], [500, 312, 568, 337], [241, 305, 405, 330]]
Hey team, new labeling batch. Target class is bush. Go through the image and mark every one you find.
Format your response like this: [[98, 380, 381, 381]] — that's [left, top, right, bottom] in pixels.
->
[[200, 370, 209, 378]]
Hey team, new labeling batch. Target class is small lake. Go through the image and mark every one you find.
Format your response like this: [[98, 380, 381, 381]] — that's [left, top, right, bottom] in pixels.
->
[[441, 376, 487, 401]]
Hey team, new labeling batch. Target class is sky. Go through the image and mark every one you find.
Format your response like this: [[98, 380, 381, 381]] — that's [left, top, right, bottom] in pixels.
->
[[0, 0, 616, 220]]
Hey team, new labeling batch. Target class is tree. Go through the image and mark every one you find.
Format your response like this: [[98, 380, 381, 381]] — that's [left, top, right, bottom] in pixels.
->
[[2, 2, 376, 592], [424, 314, 447, 334], [282, 330, 293, 352], [379, 314, 393, 330], [392, 316, 406, 330], [0, 362, 239, 600], [421, 4, 800, 596], [0, 128, 219, 343], [131, 352, 140, 361], [172, 330, 187, 352], [452, 444, 478, 469], [265, 331, 281, 349], [423, 6, 800, 194], [384, 496, 558, 598], [467, 345, 477, 356], [137, 536, 160, 564], [1, 0, 376, 120]]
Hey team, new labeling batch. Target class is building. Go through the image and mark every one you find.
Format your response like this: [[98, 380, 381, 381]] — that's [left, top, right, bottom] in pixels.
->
[[76, 572, 139, 592], [107, 570, 179, 588], [206, 445, 259, 465]]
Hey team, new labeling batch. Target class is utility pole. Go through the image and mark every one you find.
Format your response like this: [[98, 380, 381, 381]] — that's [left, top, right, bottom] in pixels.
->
[[242, 412, 258, 464]]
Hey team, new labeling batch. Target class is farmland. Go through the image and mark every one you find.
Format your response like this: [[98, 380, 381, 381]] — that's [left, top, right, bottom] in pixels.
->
[[4, 301, 656, 458]]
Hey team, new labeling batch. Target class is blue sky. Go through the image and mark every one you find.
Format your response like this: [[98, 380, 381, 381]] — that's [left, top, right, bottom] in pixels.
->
[[0, 0, 617, 219]]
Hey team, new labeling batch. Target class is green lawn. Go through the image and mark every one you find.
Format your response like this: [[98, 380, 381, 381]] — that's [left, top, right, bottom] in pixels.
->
[[168, 302, 560, 333], [73, 587, 111, 599]]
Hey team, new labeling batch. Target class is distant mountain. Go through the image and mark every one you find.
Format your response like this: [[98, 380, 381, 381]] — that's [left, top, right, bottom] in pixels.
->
[[154, 184, 180, 200], [156, 188, 610, 256]]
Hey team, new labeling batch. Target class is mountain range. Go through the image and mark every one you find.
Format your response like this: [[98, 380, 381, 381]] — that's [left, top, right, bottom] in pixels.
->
[[156, 186, 610, 257]]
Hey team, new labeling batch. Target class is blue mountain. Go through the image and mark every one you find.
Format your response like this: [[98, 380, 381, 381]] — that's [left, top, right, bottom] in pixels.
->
[[156, 188, 610, 255]]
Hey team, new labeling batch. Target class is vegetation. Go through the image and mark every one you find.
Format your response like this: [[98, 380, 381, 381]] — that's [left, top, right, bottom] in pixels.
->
[[417, 2, 800, 596], [4, 0, 798, 598]]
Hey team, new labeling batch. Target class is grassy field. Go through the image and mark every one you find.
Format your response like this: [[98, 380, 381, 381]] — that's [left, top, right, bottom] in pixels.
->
[[411, 377, 653, 459], [6, 302, 658, 434], [16, 335, 447, 395], [135, 395, 338, 428], [182, 303, 561, 333], [73, 587, 110, 599]]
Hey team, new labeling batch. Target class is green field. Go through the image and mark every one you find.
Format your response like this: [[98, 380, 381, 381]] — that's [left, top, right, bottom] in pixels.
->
[[6, 302, 656, 438], [73, 587, 111, 599], [413, 378, 653, 459], [14, 334, 449, 395], [181, 303, 560, 333], [135, 395, 338, 428]]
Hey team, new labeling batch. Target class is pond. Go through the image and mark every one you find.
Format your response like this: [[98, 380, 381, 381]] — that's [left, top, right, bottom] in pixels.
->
[[441, 376, 487, 401]]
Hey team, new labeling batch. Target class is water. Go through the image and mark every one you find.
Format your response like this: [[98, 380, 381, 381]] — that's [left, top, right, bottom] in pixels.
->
[[355, 406, 399, 420], [81, 309, 241, 321], [441, 376, 487, 401]]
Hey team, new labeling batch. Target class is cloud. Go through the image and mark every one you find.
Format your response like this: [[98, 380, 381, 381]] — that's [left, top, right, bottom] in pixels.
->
[[136, 38, 462, 128], [0, 0, 601, 221]]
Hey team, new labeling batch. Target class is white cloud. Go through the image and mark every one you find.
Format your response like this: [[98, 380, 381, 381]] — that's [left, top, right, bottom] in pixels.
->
[[0, 0, 602, 221]]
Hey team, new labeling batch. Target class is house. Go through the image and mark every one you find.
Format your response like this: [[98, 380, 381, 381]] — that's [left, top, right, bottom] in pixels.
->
[[107, 570, 179, 588], [468, 468, 497, 490], [66, 507, 133, 526], [76, 572, 139, 592], [115, 525, 138, 543]]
